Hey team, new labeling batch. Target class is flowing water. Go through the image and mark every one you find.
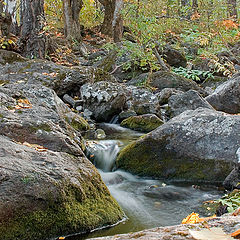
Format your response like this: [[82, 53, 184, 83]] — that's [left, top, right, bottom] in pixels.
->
[[65, 124, 223, 240]]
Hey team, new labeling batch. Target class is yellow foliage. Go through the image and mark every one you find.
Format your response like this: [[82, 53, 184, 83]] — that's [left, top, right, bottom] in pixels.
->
[[182, 212, 216, 224]]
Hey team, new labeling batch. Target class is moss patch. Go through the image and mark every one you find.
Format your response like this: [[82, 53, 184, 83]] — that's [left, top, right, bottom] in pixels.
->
[[0, 173, 124, 240], [120, 114, 164, 132], [65, 115, 90, 132], [116, 137, 233, 183]]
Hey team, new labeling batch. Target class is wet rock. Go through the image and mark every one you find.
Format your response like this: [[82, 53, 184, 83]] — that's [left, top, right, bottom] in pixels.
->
[[0, 83, 86, 155], [206, 73, 240, 114], [128, 71, 206, 95], [0, 58, 92, 95], [125, 86, 160, 115], [89, 215, 240, 240], [156, 88, 184, 105], [168, 90, 214, 117], [121, 114, 164, 133], [119, 110, 137, 121], [223, 165, 240, 190], [80, 81, 127, 122], [117, 108, 239, 182], [0, 135, 123, 240]]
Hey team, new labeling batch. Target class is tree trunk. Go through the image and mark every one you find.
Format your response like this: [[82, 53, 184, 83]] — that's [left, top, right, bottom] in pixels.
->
[[99, 0, 115, 37], [20, 0, 46, 59], [112, 0, 123, 42], [227, 0, 238, 19], [63, 0, 83, 41], [99, 0, 123, 41]]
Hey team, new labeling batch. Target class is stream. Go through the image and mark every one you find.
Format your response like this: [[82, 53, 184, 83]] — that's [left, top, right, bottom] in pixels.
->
[[66, 124, 222, 240]]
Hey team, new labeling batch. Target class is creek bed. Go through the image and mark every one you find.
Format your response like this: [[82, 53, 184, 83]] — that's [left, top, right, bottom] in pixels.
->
[[65, 124, 223, 240]]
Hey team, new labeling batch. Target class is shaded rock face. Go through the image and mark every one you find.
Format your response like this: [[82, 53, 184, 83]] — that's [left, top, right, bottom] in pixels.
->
[[0, 135, 123, 240], [89, 215, 240, 240], [0, 84, 84, 155], [120, 114, 164, 133], [117, 108, 239, 182], [124, 86, 160, 116], [156, 88, 183, 105], [80, 81, 127, 122], [0, 56, 92, 95], [168, 90, 214, 117], [162, 45, 187, 68], [206, 73, 240, 114], [223, 165, 240, 190], [128, 71, 205, 95]]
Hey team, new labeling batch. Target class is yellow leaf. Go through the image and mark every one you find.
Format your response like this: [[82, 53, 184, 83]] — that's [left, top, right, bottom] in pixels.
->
[[8, 39, 13, 44]]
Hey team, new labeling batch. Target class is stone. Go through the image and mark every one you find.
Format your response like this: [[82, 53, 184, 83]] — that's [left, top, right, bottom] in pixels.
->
[[121, 114, 164, 133], [80, 81, 127, 122], [116, 108, 239, 183], [206, 73, 240, 114], [88, 215, 240, 240], [119, 110, 137, 121], [128, 71, 206, 95], [156, 88, 184, 105], [0, 83, 86, 155], [0, 58, 92, 95], [168, 90, 214, 117], [162, 45, 187, 68], [223, 165, 240, 190], [124, 86, 160, 116], [0, 135, 123, 240]]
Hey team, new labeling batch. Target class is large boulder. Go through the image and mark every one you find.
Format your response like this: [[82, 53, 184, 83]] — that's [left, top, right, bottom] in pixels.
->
[[120, 114, 164, 133], [128, 71, 206, 95], [206, 73, 240, 114], [116, 108, 239, 182], [168, 90, 214, 117], [0, 135, 123, 240], [80, 81, 127, 122], [0, 51, 92, 95], [0, 83, 88, 155]]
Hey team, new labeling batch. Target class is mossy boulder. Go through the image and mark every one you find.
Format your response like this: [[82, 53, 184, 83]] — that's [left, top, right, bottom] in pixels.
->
[[0, 135, 124, 240], [64, 112, 90, 132], [120, 114, 164, 132], [117, 108, 238, 183], [0, 49, 27, 65], [128, 71, 206, 96]]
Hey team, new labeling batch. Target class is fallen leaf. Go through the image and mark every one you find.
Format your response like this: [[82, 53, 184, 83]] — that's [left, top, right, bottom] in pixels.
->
[[231, 229, 240, 238], [232, 207, 240, 216], [189, 227, 234, 240], [182, 212, 216, 224]]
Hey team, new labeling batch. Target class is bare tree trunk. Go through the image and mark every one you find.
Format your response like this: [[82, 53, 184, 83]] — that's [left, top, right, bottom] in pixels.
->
[[112, 0, 123, 42], [63, 0, 83, 41], [99, 0, 115, 36], [99, 0, 123, 40], [20, 0, 46, 58], [227, 0, 238, 19]]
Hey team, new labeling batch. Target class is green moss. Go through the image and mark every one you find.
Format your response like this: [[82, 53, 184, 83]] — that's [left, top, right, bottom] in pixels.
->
[[0, 113, 3, 118], [117, 138, 232, 182], [30, 123, 52, 133], [0, 175, 124, 240], [65, 115, 90, 132], [0, 80, 9, 85], [120, 115, 164, 133]]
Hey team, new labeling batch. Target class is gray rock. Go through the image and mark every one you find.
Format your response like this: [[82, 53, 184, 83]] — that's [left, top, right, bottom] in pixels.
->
[[156, 88, 184, 105], [80, 81, 127, 122], [206, 73, 240, 114], [0, 135, 123, 239], [120, 114, 164, 133], [119, 110, 137, 121], [162, 45, 187, 68], [168, 90, 214, 117], [128, 71, 206, 95], [117, 108, 239, 182], [0, 83, 86, 155], [125, 86, 160, 115], [89, 215, 240, 240], [223, 164, 240, 190], [0, 58, 92, 95]]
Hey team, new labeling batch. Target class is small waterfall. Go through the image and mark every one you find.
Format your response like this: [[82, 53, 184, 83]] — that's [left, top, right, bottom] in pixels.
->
[[86, 140, 120, 172]]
